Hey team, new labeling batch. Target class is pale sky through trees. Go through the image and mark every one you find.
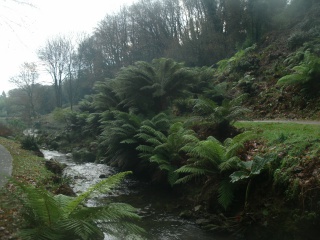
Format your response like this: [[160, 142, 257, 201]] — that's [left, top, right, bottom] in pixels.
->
[[0, 0, 136, 93]]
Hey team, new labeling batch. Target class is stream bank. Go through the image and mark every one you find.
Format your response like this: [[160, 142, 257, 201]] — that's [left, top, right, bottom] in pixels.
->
[[41, 149, 228, 240]]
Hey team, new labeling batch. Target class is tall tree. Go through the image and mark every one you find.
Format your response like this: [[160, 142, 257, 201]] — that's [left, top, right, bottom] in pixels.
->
[[38, 35, 73, 108], [64, 33, 87, 110]]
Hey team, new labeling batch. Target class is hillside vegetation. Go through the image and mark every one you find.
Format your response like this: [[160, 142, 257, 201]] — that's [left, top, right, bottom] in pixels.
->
[[29, 2, 320, 239], [1, 0, 320, 239]]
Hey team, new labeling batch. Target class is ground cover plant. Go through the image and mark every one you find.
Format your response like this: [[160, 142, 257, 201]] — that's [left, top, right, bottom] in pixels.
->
[[233, 121, 320, 237]]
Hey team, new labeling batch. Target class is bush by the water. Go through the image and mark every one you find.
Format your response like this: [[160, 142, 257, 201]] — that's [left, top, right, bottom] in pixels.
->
[[20, 135, 40, 152], [0, 122, 12, 137]]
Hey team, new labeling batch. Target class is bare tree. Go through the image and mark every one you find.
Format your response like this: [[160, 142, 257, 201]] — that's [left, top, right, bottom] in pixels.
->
[[9, 62, 38, 119], [64, 33, 88, 110], [38, 35, 74, 108]]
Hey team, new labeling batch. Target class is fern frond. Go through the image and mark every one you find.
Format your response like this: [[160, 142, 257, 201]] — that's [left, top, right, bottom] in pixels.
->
[[224, 131, 255, 158], [136, 145, 154, 153], [14, 181, 62, 225], [56, 219, 103, 240], [218, 180, 234, 210], [174, 174, 199, 184], [18, 228, 62, 240], [219, 156, 241, 172], [175, 165, 208, 175], [65, 172, 132, 216], [167, 171, 179, 186], [277, 74, 306, 85]]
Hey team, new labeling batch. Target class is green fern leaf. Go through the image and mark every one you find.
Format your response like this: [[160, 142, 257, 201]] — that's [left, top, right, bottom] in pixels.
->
[[175, 165, 208, 175], [218, 180, 234, 210], [175, 174, 198, 184], [65, 171, 132, 216]]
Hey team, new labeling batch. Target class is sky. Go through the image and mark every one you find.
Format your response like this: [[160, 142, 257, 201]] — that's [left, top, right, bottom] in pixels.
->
[[0, 0, 136, 94]]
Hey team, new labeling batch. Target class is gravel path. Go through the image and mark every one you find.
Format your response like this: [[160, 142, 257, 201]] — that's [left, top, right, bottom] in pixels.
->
[[0, 144, 12, 188], [240, 120, 320, 125]]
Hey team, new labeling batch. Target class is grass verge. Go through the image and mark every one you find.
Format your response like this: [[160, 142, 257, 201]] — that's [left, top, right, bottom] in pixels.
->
[[235, 121, 320, 238], [0, 137, 53, 240]]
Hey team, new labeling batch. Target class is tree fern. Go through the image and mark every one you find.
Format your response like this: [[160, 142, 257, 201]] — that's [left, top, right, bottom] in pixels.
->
[[187, 95, 249, 132], [277, 51, 320, 88], [98, 110, 141, 167], [13, 172, 145, 240], [113, 58, 195, 114], [136, 120, 196, 186], [175, 131, 255, 209]]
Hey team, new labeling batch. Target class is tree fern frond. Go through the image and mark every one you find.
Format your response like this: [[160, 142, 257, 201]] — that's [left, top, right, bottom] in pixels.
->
[[277, 74, 306, 85], [175, 174, 199, 184], [218, 180, 234, 210], [135, 132, 153, 141], [14, 180, 62, 225], [149, 153, 168, 163], [224, 131, 255, 158], [65, 172, 132, 216], [18, 228, 62, 240], [175, 165, 208, 175], [56, 219, 103, 240], [219, 156, 241, 172], [136, 144, 154, 153], [167, 171, 179, 187]]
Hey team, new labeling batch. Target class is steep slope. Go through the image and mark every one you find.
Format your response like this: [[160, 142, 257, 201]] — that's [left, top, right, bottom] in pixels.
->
[[214, 2, 320, 120]]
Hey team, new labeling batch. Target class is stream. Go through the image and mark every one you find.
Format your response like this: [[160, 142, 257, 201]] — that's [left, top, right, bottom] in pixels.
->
[[41, 149, 230, 240]]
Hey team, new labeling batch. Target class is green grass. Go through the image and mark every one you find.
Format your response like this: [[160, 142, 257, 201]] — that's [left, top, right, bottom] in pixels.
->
[[0, 137, 53, 184], [235, 121, 320, 199], [0, 137, 54, 239], [235, 121, 320, 154]]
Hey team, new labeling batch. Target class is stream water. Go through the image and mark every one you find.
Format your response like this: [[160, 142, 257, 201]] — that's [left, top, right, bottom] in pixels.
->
[[41, 150, 230, 240]]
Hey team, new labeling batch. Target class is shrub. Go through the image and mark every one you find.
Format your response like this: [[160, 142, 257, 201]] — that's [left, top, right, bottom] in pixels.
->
[[20, 135, 40, 152], [0, 122, 13, 137], [287, 31, 311, 50]]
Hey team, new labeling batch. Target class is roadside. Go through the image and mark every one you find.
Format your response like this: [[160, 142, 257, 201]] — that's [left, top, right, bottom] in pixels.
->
[[0, 137, 54, 240], [0, 144, 12, 188], [245, 120, 320, 125]]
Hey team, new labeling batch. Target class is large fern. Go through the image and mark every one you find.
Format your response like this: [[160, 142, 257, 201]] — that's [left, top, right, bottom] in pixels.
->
[[14, 171, 145, 240], [98, 110, 142, 167], [136, 117, 196, 186], [277, 51, 320, 89], [187, 95, 249, 133], [175, 131, 255, 209], [113, 58, 195, 114]]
